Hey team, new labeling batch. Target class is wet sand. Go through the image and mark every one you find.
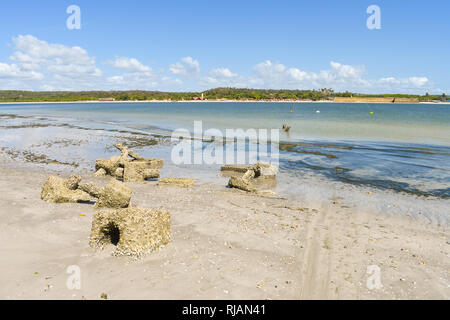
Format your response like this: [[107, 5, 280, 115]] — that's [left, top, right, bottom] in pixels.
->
[[0, 156, 448, 299]]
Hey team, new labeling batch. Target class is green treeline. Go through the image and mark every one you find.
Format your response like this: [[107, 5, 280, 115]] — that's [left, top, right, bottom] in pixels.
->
[[0, 88, 447, 102]]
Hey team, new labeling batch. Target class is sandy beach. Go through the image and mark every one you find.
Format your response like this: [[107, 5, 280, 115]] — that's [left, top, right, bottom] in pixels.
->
[[0, 153, 449, 300]]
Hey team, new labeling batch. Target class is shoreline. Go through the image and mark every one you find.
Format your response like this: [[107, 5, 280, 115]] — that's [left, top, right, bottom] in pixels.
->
[[1, 100, 449, 105], [1, 109, 449, 219], [0, 155, 448, 299]]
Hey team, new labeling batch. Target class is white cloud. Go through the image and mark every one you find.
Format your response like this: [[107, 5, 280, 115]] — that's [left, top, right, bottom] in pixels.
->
[[329, 61, 365, 79], [106, 75, 124, 84], [379, 76, 429, 87], [250, 60, 366, 89], [254, 60, 286, 77], [11, 35, 102, 78], [104, 56, 161, 89], [169, 56, 200, 76], [105, 72, 183, 91], [106, 57, 151, 73], [246, 60, 431, 93], [200, 67, 240, 87], [0, 35, 439, 93], [210, 68, 238, 78], [407, 77, 429, 87], [0, 35, 174, 90], [0, 35, 103, 90], [0, 62, 43, 80]]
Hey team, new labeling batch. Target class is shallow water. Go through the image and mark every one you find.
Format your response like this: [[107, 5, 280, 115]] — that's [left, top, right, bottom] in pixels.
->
[[0, 102, 449, 223], [2, 101, 449, 143]]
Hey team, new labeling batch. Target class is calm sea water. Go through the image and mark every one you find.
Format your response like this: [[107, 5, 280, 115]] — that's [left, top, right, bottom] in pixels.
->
[[1, 102, 449, 203], [3, 101, 448, 143]]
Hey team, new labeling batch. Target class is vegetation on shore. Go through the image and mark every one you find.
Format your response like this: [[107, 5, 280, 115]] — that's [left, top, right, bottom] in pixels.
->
[[0, 88, 447, 102]]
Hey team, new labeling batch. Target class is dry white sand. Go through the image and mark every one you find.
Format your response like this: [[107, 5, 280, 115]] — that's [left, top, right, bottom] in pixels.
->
[[0, 160, 448, 300]]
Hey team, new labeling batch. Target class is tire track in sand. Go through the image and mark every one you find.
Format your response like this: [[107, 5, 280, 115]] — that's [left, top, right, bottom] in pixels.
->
[[297, 205, 334, 299]]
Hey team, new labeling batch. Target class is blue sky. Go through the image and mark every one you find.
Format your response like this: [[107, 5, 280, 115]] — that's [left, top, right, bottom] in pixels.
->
[[0, 0, 448, 93]]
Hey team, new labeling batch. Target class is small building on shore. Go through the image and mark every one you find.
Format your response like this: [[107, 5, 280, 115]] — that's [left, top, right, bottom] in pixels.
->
[[99, 98, 115, 101], [192, 93, 205, 101]]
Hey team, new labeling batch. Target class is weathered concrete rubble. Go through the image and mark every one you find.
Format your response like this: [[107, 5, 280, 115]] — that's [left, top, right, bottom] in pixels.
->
[[65, 175, 81, 190], [94, 144, 164, 182], [95, 157, 121, 176], [158, 178, 195, 188], [41, 175, 91, 203], [95, 179, 132, 209], [93, 168, 106, 177], [41, 175, 131, 208], [78, 182, 103, 198], [114, 167, 124, 178], [227, 161, 278, 192], [252, 161, 278, 178], [220, 165, 251, 174], [123, 161, 160, 182], [228, 176, 256, 192], [89, 208, 171, 257]]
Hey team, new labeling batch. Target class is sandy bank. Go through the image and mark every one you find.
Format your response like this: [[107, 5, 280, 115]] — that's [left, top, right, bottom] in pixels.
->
[[0, 159, 448, 300]]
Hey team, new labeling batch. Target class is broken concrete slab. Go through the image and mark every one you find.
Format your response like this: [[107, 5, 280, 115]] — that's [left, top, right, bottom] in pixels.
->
[[228, 176, 256, 192], [252, 161, 278, 178], [220, 165, 250, 173], [94, 179, 132, 209], [143, 169, 160, 179], [93, 168, 107, 177], [89, 207, 171, 257], [114, 167, 124, 179], [226, 162, 278, 193], [64, 175, 81, 190], [158, 178, 195, 188], [145, 158, 164, 169], [123, 161, 160, 182], [94, 144, 164, 182], [95, 157, 121, 176], [242, 169, 256, 180], [41, 176, 91, 203], [78, 182, 102, 198], [115, 143, 145, 161]]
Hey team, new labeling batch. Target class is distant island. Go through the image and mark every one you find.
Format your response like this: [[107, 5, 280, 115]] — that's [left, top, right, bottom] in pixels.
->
[[0, 87, 448, 103]]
